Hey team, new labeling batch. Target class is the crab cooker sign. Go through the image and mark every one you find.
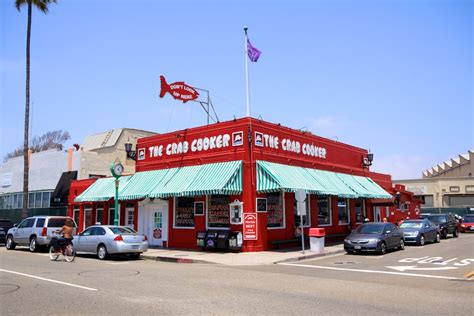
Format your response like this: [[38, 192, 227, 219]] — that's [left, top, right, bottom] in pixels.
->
[[143, 131, 242, 159], [254, 131, 327, 159]]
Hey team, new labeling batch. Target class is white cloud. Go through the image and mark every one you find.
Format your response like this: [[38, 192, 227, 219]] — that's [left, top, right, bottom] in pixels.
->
[[307, 115, 349, 140]]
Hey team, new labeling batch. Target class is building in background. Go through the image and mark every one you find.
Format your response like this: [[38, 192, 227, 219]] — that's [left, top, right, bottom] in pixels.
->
[[0, 128, 155, 223], [394, 150, 474, 215]]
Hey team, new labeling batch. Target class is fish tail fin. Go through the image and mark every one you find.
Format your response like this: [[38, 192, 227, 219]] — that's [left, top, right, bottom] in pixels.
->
[[159, 76, 169, 98]]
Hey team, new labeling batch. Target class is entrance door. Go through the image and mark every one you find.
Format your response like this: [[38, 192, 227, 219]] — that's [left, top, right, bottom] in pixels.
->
[[374, 207, 381, 222], [143, 200, 168, 247]]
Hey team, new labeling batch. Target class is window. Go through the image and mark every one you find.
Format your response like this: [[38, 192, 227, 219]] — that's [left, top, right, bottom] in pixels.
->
[[28, 193, 34, 208], [73, 207, 80, 226], [194, 201, 205, 216], [174, 197, 195, 228], [96, 206, 104, 225], [355, 199, 365, 223], [36, 218, 46, 227], [449, 186, 460, 193], [293, 194, 310, 227], [84, 207, 92, 228], [19, 218, 35, 228], [91, 227, 106, 235], [34, 192, 42, 208], [267, 192, 284, 229], [423, 195, 434, 207], [42, 192, 50, 208], [208, 195, 230, 229], [337, 198, 349, 225], [125, 204, 134, 227], [81, 227, 94, 236], [317, 197, 331, 226], [108, 207, 115, 225]]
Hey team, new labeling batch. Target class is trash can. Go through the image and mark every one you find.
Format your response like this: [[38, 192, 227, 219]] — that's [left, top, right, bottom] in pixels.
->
[[216, 231, 230, 250], [228, 231, 243, 251], [309, 228, 325, 253], [205, 231, 218, 250], [196, 231, 207, 249]]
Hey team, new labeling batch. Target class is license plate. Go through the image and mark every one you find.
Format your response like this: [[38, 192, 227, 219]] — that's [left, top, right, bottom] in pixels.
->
[[470, 227, 474, 231], [354, 245, 361, 250], [132, 245, 139, 249]]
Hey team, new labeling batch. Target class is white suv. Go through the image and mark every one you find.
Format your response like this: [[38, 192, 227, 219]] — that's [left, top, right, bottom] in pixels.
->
[[5, 216, 77, 252]]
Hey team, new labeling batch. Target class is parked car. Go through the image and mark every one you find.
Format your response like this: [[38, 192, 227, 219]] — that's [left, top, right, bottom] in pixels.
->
[[399, 219, 440, 245], [421, 213, 458, 239], [0, 219, 14, 244], [73, 225, 148, 260], [6, 216, 76, 252], [460, 215, 474, 233], [344, 222, 405, 255]]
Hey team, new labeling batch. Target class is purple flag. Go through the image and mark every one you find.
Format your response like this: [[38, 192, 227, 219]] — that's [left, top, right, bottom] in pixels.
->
[[247, 38, 261, 62]]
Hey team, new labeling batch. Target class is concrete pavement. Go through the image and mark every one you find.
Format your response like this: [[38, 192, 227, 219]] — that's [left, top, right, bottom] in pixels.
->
[[141, 242, 345, 265]]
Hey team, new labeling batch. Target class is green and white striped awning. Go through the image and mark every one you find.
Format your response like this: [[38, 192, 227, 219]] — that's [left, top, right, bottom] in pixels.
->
[[74, 175, 132, 202], [257, 160, 391, 199], [118, 169, 173, 200], [149, 160, 243, 198]]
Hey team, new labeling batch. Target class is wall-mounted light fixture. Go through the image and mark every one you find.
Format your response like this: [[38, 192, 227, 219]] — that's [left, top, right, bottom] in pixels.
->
[[124, 140, 136, 161], [362, 152, 373, 168]]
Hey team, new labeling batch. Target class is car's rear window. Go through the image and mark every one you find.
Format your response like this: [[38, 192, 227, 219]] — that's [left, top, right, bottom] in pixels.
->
[[428, 215, 447, 223], [463, 216, 474, 222], [400, 222, 423, 229], [0, 220, 12, 229], [109, 227, 136, 234], [47, 218, 76, 227], [356, 224, 384, 234]]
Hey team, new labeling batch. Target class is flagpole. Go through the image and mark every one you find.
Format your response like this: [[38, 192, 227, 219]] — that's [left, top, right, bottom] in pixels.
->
[[244, 26, 250, 117]]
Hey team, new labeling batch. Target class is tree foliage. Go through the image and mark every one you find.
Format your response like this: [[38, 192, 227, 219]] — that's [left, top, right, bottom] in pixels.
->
[[3, 130, 71, 162]]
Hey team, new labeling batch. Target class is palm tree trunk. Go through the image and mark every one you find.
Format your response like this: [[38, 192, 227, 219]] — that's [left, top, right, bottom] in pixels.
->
[[22, 1, 32, 217]]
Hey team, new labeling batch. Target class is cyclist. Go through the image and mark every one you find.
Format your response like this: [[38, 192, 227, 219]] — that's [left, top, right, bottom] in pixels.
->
[[52, 219, 74, 253]]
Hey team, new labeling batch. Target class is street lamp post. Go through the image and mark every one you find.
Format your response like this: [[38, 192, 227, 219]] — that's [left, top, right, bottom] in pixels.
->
[[110, 162, 124, 226]]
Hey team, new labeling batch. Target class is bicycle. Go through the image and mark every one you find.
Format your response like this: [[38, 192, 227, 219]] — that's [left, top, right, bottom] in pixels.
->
[[49, 233, 76, 262]]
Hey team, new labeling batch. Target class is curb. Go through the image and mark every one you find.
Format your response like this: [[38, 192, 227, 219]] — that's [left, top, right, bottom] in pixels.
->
[[141, 254, 213, 264], [274, 249, 346, 264]]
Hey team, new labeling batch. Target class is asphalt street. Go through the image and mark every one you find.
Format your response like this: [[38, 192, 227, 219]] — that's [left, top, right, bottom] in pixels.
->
[[0, 234, 473, 315]]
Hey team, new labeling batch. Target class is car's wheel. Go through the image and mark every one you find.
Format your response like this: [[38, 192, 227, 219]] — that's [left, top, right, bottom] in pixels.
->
[[419, 235, 425, 246], [441, 229, 448, 239], [378, 242, 386, 255], [131, 253, 141, 260], [6, 235, 16, 250], [29, 236, 38, 252], [453, 229, 459, 238], [435, 233, 440, 243], [399, 239, 405, 250], [97, 244, 108, 260]]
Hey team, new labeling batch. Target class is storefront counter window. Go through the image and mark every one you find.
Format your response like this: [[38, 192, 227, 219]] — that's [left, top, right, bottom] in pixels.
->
[[208, 195, 230, 229], [338, 198, 349, 225], [267, 192, 284, 229], [355, 199, 366, 223], [174, 197, 195, 228], [293, 194, 310, 227], [317, 197, 331, 226]]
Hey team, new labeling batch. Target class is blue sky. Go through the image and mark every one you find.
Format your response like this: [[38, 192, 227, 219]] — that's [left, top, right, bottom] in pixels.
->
[[1, 0, 472, 179]]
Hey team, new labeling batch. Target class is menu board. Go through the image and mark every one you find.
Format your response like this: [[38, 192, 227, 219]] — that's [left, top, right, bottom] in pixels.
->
[[267, 192, 284, 228], [208, 195, 230, 228], [175, 197, 195, 227]]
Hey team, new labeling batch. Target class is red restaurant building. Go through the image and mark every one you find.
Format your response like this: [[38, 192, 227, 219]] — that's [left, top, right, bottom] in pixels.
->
[[69, 118, 421, 252]]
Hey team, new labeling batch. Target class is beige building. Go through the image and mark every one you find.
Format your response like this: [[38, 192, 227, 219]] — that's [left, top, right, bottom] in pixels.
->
[[394, 150, 474, 211], [78, 128, 156, 179]]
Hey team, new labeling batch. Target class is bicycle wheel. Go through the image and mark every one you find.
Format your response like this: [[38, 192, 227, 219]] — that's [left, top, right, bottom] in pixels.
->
[[49, 245, 60, 261], [64, 245, 76, 262]]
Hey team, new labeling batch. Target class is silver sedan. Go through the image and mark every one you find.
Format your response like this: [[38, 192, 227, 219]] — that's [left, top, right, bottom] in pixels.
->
[[73, 225, 148, 260]]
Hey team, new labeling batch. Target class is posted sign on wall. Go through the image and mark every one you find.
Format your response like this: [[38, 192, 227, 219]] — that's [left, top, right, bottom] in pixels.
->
[[243, 213, 258, 240]]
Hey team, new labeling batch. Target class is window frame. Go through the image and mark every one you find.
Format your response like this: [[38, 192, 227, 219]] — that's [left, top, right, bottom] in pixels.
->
[[174, 197, 196, 229], [317, 197, 332, 227]]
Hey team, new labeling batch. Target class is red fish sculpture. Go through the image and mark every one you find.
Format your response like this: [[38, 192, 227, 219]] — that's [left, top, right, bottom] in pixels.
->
[[159, 75, 199, 103]]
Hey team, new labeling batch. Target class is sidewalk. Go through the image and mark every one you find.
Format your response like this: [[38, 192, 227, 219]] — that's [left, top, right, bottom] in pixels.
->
[[141, 242, 345, 266]]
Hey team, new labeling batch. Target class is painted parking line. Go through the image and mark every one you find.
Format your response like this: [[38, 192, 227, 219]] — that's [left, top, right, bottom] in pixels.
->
[[0, 269, 98, 291], [278, 263, 471, 281]]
